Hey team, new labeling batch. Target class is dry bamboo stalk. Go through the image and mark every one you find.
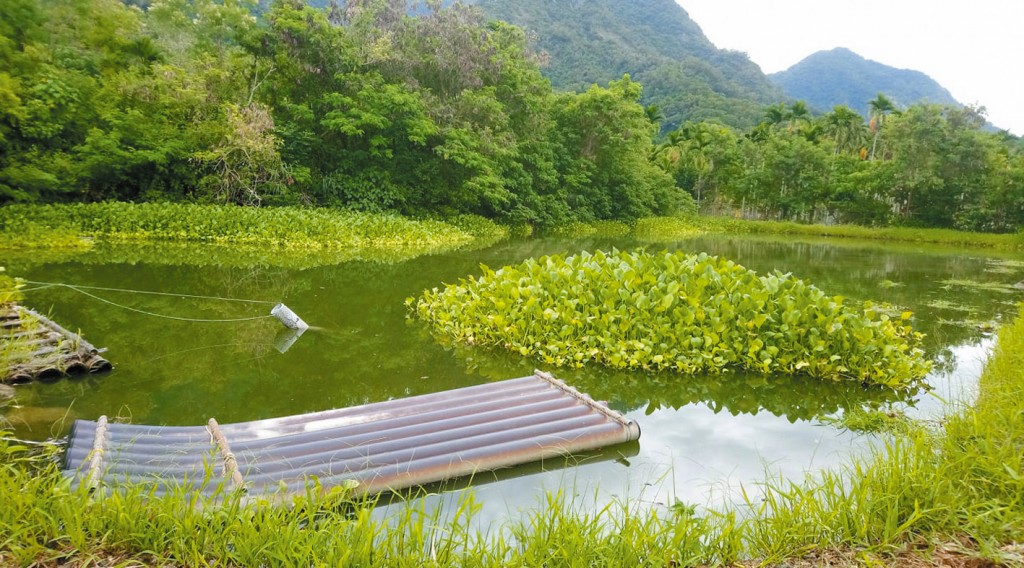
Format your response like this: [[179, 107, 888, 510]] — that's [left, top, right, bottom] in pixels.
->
[[6, 351, 81, 369], [4, 329, 59, 340], [18, 307, 99, 354], [19, 335, 66, 348], [86, 415, 108, 493], [207, 418, 246, 492]]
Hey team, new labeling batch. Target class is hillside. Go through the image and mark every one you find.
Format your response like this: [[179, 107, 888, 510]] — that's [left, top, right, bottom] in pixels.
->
[[769, 47, 959, 114], [294, 0, 783, 131], [473, 0, 783, 131]]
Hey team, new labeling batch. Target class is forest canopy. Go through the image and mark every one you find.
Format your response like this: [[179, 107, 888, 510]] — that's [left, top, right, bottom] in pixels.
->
[[0, 0, 1020, 232], [0, 0, 691, 226]]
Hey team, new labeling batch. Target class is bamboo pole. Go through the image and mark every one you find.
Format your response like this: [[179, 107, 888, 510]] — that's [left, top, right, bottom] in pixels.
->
[[86, 415, 108, 493], [18, 307, 100, 354], [207, 418, 246, 492]]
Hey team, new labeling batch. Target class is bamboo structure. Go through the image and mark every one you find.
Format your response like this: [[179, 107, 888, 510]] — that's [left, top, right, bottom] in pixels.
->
[[63, 372, 641, 501], [1, 305, 111, 383]]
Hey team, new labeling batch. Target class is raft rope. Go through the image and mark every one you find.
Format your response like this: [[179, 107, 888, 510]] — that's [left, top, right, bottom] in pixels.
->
[[19, 280, 277, 324]]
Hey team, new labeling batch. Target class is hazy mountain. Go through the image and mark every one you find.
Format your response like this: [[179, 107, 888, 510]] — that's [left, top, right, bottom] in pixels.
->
[[471, 0, 784, 130], [769, 47, 959, 115]]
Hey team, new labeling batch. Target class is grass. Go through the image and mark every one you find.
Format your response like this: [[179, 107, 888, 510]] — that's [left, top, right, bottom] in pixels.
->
[[821, 407, 917, 435], [746, 304, 1024, 565]]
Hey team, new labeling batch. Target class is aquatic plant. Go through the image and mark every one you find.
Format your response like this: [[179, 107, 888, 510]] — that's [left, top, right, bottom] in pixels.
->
[[590, 220, 631, 237], [442, 214, 510, 242], [690, 216, 1024, 250], [938, 278, 1017, 293], [0, 203, 471, 252], [411, 250, 931, 387], [546, 221, 598, 238], [508, 223, 534, 238], [631, 216, 703, 241], [0, 221, 92, 251]]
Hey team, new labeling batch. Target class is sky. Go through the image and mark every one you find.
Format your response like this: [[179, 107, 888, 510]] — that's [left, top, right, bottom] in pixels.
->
[[677, 0, 1024, 135]]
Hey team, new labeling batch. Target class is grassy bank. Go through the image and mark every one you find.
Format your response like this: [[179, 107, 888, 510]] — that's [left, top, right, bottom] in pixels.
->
[[690, 216, 1024, 250], [2, 306, 1023, 565], [745, 308, 1024, 564], [536, 214, 1024, 250]]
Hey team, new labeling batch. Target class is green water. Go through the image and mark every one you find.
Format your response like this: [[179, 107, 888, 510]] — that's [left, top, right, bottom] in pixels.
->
[[3, 234, 1021, 517]]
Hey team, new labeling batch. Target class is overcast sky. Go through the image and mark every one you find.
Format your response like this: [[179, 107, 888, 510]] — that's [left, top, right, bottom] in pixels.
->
[[677, 0, 1024, 135]]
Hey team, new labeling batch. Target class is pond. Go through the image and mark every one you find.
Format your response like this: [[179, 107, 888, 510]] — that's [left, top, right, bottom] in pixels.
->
[[3, 234, 1021, 524]]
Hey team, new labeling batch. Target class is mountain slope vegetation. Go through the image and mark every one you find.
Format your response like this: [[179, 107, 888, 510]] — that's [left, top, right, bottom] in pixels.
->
[[473, 0, 784, 131], [770, 47, 959, 115]]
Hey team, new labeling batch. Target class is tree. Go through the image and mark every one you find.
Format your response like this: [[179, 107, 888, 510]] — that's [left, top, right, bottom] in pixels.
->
[[821, 105, 867, 156], [658, 121, 740, 206], [200, 103, 294, 206], [868, 93, 896, 160], [552, 75, 692, 220]]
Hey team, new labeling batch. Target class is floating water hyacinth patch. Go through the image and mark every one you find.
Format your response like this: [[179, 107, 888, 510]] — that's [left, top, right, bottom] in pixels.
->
[[938, 278, 1018, 294], [410, 250, 931, 388]]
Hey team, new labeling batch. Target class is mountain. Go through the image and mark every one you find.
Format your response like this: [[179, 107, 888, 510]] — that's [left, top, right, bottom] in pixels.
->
[[769, 48, 959, 115], [472, 0, 784, 131]]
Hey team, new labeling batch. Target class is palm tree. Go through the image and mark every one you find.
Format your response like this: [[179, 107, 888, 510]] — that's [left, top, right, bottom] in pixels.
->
[[644, 104, 665, 126], [788, 101, 811, 133], [868, 93, 896, 160], [763, 103, 790, 127], [823, 105, 867, 156]]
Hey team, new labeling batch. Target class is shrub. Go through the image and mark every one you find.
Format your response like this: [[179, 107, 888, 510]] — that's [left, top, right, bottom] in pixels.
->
[[410, 250, 931, 387]]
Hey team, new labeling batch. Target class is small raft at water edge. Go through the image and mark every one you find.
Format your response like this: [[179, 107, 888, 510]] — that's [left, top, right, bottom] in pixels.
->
[[62, 371, 640, 500]]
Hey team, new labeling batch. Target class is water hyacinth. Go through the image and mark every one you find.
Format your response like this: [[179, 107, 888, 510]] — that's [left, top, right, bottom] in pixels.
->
[[0, 203, 471, 251], [411, 250, 931, 388]]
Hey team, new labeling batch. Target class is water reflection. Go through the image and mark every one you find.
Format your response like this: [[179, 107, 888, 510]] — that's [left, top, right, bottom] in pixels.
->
[[440, 342, 916, 423], [2, 234, 1022, 520]]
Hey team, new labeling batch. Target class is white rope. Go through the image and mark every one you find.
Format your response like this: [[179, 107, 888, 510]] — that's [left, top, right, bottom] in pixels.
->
[[21, 280, 276, 305], [43, 284, 275, 324]]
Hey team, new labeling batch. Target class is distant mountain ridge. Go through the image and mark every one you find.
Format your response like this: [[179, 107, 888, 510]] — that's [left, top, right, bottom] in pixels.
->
[[769, 47, 959, 114], [474, 0, 784, 130]]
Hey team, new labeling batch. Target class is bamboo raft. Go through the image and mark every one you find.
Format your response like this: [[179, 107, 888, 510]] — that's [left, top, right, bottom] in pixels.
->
[[1, 305, 111, 383], [62, 371, 640, 499]]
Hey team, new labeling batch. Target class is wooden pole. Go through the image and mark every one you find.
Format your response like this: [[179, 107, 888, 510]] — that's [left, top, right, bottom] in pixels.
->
[[207, 418, 246, 492], [86, 415, 108, 493]]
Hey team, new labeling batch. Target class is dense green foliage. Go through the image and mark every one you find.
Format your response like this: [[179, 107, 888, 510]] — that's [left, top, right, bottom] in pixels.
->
[[475, 0, 782, 132], [0, 0, 693, 227], [769, 48, 959, 114], [0, 202, 470, 250], [657, 101, 1024, 232], [411, 250, 931, 387]]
